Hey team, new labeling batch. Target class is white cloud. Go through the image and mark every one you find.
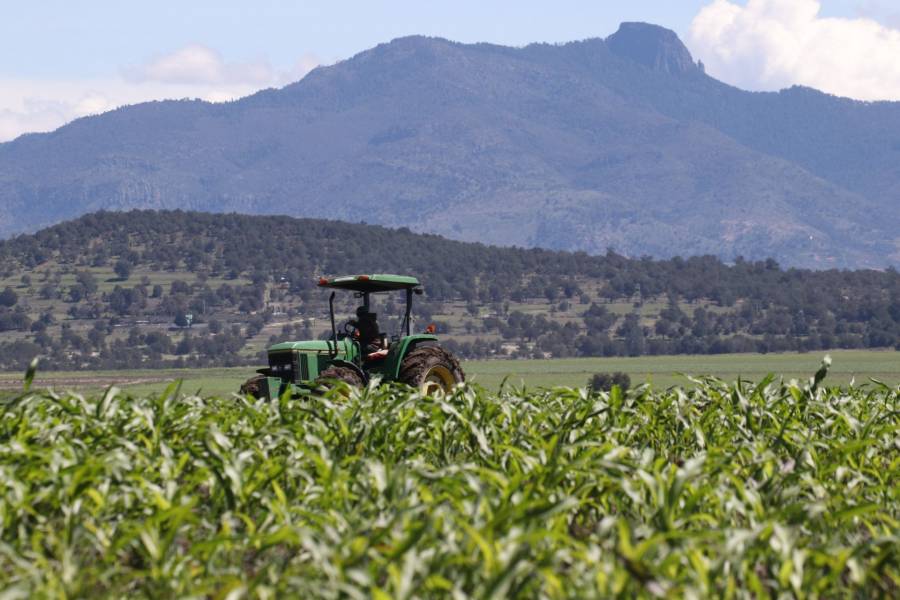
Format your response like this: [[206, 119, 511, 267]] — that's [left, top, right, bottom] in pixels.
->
[[282, 55, 322, 86], [125, 44, 275, 86], [0, 45, 320, 143], [689, 0, 900, 101]]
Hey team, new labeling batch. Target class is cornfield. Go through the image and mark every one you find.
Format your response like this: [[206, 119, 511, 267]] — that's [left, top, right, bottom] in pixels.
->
[[1, 360, 897, 598]]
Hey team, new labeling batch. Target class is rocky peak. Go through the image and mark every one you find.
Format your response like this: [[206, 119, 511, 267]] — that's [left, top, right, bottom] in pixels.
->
[[606, 22, 697, 75]]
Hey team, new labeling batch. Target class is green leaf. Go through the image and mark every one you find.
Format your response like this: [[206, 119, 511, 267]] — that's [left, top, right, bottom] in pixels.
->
[[22, 356, 39, 392]]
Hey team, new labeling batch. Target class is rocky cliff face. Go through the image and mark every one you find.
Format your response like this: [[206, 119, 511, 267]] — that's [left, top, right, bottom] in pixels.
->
[[606, 22, 699, 75]]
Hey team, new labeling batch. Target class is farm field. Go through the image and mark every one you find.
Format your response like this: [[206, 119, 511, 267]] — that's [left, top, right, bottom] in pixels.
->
[[1, 361, 896, 596], [1, 349, 897, 396], [465, 349, 900, 390]]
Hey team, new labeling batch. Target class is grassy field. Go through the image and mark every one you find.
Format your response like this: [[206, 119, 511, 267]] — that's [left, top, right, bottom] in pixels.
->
[[465, 349, 900, 390], [1, 349, 897, 396]]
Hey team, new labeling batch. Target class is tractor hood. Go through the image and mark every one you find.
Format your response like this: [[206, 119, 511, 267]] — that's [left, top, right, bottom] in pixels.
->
[[268, 339, 354, 353]]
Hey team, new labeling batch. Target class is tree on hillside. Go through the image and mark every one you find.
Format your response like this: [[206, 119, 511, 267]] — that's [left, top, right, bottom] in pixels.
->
[[107, 286, 144, 316], [0, 287, 18, 307], [67, 285, 85, 303], [76, 270, 98, 297], [114, 259, 132, 281], [617, 313, 645, 357], [583, 303, 616, 333]]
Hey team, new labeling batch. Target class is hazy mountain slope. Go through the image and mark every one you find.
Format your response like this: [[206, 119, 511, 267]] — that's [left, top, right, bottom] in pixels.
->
[[589, 33, 900, 209], [0, 23, 898, 267]]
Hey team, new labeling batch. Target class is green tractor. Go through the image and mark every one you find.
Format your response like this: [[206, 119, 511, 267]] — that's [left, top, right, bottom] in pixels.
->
[[240, 274, 465, 399]]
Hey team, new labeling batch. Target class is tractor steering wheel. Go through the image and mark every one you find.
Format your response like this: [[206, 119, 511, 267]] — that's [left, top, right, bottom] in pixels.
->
[[343, 320, 359, 338]]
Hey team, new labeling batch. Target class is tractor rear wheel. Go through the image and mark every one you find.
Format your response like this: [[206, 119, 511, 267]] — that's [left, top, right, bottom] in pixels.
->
[[239, 374, 266, 398], [316, 365, 364, 390], [398, 346, 465, 394]]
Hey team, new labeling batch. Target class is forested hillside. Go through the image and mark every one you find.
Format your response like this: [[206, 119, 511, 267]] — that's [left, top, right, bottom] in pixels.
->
[[1, 23, 898, 268], [0, 210, 897, 371]]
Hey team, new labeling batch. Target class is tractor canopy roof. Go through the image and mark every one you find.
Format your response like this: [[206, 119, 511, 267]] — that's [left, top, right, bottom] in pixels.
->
[[317, 273, 421, 293]]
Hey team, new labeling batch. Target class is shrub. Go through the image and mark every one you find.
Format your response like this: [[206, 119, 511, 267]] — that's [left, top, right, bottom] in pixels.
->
[[0, 286, 18, 307], [589, 371, 631, 392]]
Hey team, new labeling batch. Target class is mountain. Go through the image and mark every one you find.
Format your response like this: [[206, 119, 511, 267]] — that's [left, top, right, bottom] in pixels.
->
[[1, 22, 899, 268]]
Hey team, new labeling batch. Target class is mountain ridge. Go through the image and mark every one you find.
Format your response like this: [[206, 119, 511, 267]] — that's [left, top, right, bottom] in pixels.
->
[[1, 22, 898, 268]]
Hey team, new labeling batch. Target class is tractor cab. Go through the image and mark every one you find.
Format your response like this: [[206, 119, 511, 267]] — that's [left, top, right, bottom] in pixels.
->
[[318, 273, 424, 360], [243, 274, 463, 399]]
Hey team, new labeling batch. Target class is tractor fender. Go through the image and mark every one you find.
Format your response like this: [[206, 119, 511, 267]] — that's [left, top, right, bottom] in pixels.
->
[[384, 335, 438, 379]]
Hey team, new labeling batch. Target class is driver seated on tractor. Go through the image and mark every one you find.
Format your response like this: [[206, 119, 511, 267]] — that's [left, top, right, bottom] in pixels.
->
[[352, 306, 388, 359]]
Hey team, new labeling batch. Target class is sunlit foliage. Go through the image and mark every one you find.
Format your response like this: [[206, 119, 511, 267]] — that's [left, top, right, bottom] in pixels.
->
[[1, 360, 897, 597]]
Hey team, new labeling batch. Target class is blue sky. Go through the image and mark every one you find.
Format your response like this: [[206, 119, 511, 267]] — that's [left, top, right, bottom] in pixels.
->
[[4, 1, 715, 77], [2, 1, 899, 141], [1, 0, 873, 76]]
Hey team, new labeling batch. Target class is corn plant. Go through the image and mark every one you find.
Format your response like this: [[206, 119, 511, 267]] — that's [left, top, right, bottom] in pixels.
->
[[0, 359, 897, 598]]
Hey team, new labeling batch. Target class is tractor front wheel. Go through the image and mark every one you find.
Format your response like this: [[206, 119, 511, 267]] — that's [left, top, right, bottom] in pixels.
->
[[316, 365, 364, 390], [239, 374, 266, 398], [398, 346, 465, 394]]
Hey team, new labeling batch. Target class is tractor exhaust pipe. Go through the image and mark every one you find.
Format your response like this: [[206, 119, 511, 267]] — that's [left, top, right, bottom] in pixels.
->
[[405, 288, 413, 336], [328, 291, 337, 356]]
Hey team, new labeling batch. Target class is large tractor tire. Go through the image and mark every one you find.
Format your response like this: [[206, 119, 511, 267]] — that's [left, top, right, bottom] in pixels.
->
[[316, 365, 365, 390], [239, 374, 266, 398], [398, 346, 465, 394]]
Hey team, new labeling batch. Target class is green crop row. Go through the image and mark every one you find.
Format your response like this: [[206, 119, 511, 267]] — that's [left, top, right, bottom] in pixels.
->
[[0, 360, 897, 598]]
